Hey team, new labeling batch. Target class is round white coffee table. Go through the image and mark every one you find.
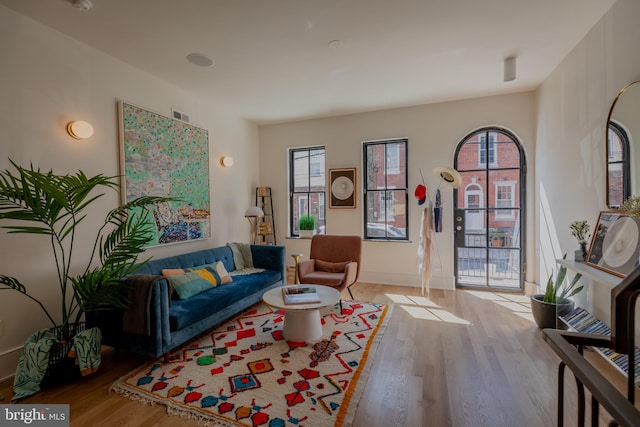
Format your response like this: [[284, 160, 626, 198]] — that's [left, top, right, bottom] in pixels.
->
[[262, 285, 341, 342]]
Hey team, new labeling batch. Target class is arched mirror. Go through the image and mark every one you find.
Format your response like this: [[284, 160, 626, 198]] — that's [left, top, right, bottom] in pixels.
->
[[607, 81, 639, 208]]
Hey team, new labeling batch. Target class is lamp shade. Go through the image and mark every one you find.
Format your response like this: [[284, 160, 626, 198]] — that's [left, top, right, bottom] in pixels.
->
[[244, 206, 264, 217]]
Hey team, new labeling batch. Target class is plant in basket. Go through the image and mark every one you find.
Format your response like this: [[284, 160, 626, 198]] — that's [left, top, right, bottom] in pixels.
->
[[0, 160, 171, 399]]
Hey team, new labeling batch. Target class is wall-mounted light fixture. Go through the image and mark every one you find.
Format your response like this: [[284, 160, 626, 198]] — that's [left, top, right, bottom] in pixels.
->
[[66, 120, 94, 139], [504, 57, 516, 82], [220, 156, 234, 167]]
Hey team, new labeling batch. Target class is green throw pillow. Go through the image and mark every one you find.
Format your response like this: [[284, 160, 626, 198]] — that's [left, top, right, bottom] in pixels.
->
[[167, 271, 216, 300]]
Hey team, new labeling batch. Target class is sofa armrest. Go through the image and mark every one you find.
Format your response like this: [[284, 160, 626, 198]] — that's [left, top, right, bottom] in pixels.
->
[[298, 259, 315, 279], [86, 275, 171, 358], [251, 244, 286, 281]]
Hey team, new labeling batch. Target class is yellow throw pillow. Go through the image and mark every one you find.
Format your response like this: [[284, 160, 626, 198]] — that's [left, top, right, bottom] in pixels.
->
[[191, 267, 218, 286]]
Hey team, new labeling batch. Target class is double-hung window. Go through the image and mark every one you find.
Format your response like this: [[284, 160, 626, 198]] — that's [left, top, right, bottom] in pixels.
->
[[363, 139, 408, 240], [289, 147, 326, 236], [478, 133, 498, 167], [494, 181, 516, 219]]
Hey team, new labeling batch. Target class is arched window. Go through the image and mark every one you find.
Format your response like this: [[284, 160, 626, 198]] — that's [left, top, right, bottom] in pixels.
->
[[454, 127, 526, 290], [607, 121, 630, 208]]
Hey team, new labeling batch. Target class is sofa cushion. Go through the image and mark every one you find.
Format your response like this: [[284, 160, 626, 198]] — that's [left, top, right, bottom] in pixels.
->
[[167, 271, 217, 300], [297, 271, 345, 286], [168, 270, 282, 331], [134, 246, 237, 277]]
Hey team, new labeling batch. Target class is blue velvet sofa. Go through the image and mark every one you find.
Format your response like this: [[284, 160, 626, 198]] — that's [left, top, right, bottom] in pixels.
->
[[86, 244, 286, 359]]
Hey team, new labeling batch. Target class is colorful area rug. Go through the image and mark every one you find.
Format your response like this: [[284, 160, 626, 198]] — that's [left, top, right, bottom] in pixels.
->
[[111, 300, 392, 426]]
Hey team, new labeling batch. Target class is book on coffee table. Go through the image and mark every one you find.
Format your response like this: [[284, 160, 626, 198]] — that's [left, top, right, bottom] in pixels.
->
[[282, 285, 321, 304]]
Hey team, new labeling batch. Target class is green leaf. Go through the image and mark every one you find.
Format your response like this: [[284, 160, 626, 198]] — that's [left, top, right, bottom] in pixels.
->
[[543, 274, 555, 303], [0, 275, 26, 293]]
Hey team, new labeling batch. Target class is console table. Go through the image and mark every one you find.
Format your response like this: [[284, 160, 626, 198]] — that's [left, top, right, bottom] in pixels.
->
[[543, 263, 640, 426]]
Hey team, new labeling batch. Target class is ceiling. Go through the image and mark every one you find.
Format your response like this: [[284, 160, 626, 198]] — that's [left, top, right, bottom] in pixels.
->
[[0, 0, 615, 124]]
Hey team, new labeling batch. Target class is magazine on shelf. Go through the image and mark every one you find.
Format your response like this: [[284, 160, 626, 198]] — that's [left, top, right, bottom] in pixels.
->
[[282, 285, 320, 304]]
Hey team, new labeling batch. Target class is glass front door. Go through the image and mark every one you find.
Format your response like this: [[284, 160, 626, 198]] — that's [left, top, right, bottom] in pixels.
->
[[454, 128, 525, 290]]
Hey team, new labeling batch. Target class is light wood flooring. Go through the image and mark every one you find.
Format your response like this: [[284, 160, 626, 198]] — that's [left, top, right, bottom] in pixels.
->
[[0, 283, 634, 426]]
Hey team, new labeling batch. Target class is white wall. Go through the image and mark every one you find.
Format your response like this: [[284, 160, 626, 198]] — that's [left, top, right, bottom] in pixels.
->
[[259, 92, 536, 290], [0, 6, 260, 380], [535, 0, 640, 323]]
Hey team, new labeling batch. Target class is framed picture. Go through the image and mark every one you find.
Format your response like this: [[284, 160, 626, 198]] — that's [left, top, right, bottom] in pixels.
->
[[329, 168, 356, 208], [119, 101, 211, 246], [586, 210, 640, 277]]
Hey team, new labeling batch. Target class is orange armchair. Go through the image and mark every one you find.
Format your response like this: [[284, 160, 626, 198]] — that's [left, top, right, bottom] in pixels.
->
[[298, 235, 362, 310]]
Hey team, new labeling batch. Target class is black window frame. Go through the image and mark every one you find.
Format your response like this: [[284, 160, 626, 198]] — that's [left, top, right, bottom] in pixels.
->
[[362, 138, 409, 241], [606, 121, 631, 208], [289, 146, 326, 237]]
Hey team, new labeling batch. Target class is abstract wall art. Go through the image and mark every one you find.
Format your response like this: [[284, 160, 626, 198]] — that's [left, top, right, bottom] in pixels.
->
[[119, 101, 210, 246]]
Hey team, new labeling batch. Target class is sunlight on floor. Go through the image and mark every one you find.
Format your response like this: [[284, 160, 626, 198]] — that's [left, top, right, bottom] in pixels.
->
[[464, 290, 534, 323], [385, 293, 470, 324]]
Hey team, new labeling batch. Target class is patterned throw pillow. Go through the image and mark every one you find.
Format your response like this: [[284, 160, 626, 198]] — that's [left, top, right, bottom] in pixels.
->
[[187, 262, 232, 285], [166, 271, 216, 300], [214, 261, 233, 284]]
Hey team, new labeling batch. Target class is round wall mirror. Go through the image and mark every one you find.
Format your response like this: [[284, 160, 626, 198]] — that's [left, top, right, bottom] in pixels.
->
[[606, 81, 640, 208]]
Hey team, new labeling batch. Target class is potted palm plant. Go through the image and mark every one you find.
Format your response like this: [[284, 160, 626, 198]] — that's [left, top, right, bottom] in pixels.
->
[[0, 160, 170, 385], [530, 254, 583, 329], [298, 214, 316, 238]]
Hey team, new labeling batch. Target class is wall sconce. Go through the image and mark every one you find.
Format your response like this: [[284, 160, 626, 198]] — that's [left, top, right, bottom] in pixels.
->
[[220, 156, 234, 167], [67, 120, 94, 139], [244, 206, 264, 244]]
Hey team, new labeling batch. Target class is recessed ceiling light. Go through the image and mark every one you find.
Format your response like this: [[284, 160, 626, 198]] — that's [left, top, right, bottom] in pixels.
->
[[186, 53, 215, 67], [328, 40, 344, 49], [72, 0, 93, 11]]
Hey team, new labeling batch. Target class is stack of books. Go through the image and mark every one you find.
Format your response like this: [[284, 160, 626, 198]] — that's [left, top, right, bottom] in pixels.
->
[[561, 306, 640, 386], [282, 285, 320, 304]]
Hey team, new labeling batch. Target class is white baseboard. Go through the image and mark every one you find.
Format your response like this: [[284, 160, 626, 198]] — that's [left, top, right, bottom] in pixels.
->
[[0, 345, 23, 383]]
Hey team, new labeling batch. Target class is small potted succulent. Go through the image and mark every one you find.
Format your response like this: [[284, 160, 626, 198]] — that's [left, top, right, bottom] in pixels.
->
[[298, 214, 316, 238]]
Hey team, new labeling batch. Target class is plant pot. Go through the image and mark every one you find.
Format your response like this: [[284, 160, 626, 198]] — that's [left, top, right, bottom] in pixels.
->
[[530, 295, 575, 329], [299, 229, 316, 239], [40, 322, 85, 388]]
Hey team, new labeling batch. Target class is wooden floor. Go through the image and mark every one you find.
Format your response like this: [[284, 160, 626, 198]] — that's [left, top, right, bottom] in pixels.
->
[[0, 283, 632, 426]]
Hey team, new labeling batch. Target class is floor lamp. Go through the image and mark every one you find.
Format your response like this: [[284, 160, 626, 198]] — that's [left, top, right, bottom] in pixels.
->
[[244, 206, 264, 244]]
